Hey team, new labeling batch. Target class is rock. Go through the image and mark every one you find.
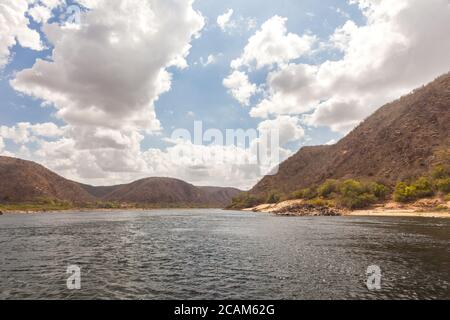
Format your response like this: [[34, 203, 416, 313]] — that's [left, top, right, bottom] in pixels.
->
[[273, 204, 343, 217], [414, 198, 444, 208], [0, 211, 3, 215]]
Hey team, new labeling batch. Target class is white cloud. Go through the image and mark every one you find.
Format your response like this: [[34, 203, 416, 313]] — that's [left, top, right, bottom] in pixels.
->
[[0, 136, 4, 153], [244, 0, 450, 134], [257, 116, 305, 146], [10, 0, 205, 182], [0, 122, 64, 144], [230, 15, 317, 70], [216, 8, 257, 35], [0, 0, 46, 68], [223, 70, 257, 106], [217, 8, 234, 31], [199, 53, 221, 66], [28, 0, 64, 24]]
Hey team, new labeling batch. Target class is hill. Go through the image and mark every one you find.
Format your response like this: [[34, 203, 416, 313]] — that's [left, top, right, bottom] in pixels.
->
[[0, 156, 241, 208], [0, 156, 96, 204], [101, 178, 241, 207], [248, 72, 450, 199]]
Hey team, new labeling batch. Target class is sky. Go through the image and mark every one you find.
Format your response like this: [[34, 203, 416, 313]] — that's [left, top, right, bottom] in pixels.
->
[[0, 0, 450, 189]]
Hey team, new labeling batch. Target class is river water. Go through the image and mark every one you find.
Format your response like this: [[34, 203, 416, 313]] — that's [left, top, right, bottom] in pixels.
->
[[0, 209, 448, 300]]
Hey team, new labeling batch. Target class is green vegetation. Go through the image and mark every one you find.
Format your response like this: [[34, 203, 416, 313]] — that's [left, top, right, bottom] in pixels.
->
[[228, 194, 263, 209], [393, 162, 450, 203], [266, 193, 281, 204], [393, 178, 434, 203], [317, 179, 339, 198]]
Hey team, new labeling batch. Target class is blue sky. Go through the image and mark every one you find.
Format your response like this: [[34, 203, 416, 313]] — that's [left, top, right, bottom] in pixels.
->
[[1, 0, 359, 146], [1, 0, 449, 188]]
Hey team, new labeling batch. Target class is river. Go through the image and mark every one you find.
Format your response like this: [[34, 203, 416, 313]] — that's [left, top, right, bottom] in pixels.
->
[[0, 209, 448, 299]]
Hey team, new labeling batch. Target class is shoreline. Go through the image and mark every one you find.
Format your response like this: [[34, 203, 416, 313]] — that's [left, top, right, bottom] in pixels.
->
[[1, 204, 449, 219], [345, 209, 450, 219], [0, 207, 223, 215], [242, 199, 450, 219]]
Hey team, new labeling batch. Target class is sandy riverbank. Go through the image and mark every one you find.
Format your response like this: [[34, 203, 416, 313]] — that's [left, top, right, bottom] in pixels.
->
[[243, 199, 450, 218], [346, 209, 450, 218]]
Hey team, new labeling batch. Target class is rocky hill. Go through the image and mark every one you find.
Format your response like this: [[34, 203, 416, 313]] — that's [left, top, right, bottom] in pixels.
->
[[0, 156, 241, 208], [101, 178, 241, 207], [249, 72, 450, 198], [0, 156, 96, 204]]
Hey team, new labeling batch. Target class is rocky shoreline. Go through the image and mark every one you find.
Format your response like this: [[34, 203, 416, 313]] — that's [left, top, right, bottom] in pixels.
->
[[244, 199, 450, 218], [271, 203, 343, 216]]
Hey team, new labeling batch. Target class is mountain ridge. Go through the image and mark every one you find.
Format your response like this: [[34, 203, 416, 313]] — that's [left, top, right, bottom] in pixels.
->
[[0, 156, 241, 208], [248, 71, 450, 198]]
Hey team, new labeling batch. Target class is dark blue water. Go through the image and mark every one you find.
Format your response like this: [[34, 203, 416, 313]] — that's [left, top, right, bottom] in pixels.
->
[[0, 209, 449, 299]]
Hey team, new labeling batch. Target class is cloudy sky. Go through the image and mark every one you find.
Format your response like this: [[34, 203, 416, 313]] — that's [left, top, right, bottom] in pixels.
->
[[1, 0, 449, 189]]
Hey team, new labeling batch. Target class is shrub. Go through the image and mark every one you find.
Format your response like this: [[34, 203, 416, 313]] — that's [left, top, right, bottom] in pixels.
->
[[339, 180, 364, 197], [431, 165, 450, 179], [412, 177, 434, 198], [291, 188, 317, 200], [229, 194, 262, 209], [337, 193, 378, 210], [306, 198, 335, 207], [368, 182, 389, 200], [394, 178, 435, 203], [317, 180, 339, 198], [435, 178, 450, 194], [266, 193, 281, 204], [444, 194, 450, 202]]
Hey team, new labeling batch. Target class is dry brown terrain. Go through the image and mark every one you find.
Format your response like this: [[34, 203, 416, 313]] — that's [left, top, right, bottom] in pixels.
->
[[249, 72, 450, 198], [245, 199, 450, 218], [0, 156, 241, 208]]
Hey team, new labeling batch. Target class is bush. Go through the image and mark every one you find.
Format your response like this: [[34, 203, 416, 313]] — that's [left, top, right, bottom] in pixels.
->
[[266, 193, 281, 204], [291, 188, 317, 200], [317, 180, 339, 198], [435, 178, 450, 194], [306, 198, 335, 207], [337, 193, 378, 210], [431, 165, 450, 179], [445, 194, 450, 202], [368, 182, 389, 200], [412, 177, 434, 198], [229, 194, 262, 209], [394, 178, 435, 203], [336, 180, 379, 209], [339, 180, 364, 196]]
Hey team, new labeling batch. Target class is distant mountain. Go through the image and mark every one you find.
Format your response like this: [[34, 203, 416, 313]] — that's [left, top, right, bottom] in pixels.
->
[[0, 156, 241, 208], [0, 156, 96, 204], [249, 72, 450, 198], [100, 178, 241, 207]]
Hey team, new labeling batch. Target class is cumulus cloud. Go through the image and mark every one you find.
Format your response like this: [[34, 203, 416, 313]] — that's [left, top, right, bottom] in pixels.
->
[[223, 70, 258, 106], [10, 0, 206, 182], [12, 0, 204, 132], [243, 0, 450, 134], [257, 116, 305, 146], [0, 0, 47, 68], [217, 8, 234, 31], [216, 8, 257, 35], [28, 0, 64, 23], [0, 122, 64, 144], [230, 15, 317, 70]]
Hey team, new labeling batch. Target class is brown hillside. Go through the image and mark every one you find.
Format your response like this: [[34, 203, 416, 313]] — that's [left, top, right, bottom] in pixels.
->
[[249, 72, 450, 197], [0, 156, 96, 203], [103, 178, 241, 207], [0, 157, 241, 207]]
